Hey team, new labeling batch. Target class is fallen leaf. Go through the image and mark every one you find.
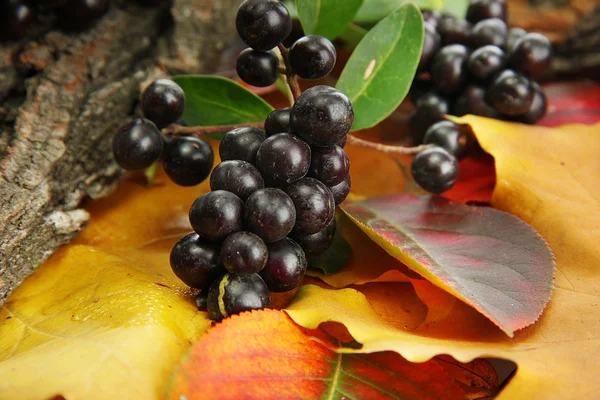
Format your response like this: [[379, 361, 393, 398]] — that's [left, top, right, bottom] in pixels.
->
[[541, 81, 600, 127], [168, 309, 498, 400]]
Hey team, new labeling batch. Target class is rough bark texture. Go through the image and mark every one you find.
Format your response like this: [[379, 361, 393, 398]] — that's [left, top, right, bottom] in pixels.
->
[[0, 0, 237, 305]]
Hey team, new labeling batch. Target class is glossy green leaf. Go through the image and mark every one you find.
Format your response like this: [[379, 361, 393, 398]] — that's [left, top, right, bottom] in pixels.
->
[[307, 228, 352, 275], [339, 23, 368, 49], [336, 3, 423, 131], [443, 0, 470, 19], [295, 0, 364, 39], [172, 75, 273, 138], [355, 0, 443, 23]]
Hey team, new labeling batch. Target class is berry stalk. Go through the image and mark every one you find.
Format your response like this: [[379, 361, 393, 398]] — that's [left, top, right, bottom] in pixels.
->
[[277, 43, 302, 101], [346, 135, 432, 155], [163, 122, 265, 136]]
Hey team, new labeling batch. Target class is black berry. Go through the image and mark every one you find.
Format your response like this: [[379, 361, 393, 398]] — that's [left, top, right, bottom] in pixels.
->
[[236, 49, 279, 87], [409, 78, 434, 103], [288, 35, 336, 80], [207, 273, 271, 322], [308, 145, 350, 186], [139, 0, 173, 7], [189, 191, 244, 242], [236, 0, 292, 51], [290, 85, 354, 147], [162, 136, 214, 186], [410, 91, 451, 144], [466, 0, 507, 24], [220, 231, 268, 275], [469, 18, 507, 48], [506, 27, 527, 53], [437, 14, 471, 45], [423, 120, 471, 160], [245, 188, 296, 243], [430, 44, 469, 95], [260, 238, 307, 292], [170, 233, 222, 289], [468, 45, 506, 81], [219, 127, 266, 165], [487, 69, 534, 116], [58, 0, 109, 32], [141, 79, 185, 128], [514, 82, 547, 124], [329, 174, 351, 205], [196, 290, 208, 311], [411, 147, 459, 194], [112, 118, 163, 171], [421, 10, 442, 29], [0, 0, 36, 41], [264, 108, 291, 136], [418, 23, 441, 72], [285, 177, 335, 235], [255, 133, 311, 186], [508, 33, 552, 80], [210, 160, 264, 201], [454, 84, 502, 118], [292, 217, 336, 257]]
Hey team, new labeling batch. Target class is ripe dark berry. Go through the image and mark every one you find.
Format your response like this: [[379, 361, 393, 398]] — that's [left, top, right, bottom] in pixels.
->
[[466, 0, 507, 24], [138, 0, 173, 7], [236, 0, 292, 51], [58, 0, 109, 32], [141, 79, 185, 128], [189, 191, 244, 242], [245, 188, 296, 243], [506, 27, 527, 53], [0, 0, 36, 41], [288, 35, 336, 80], [469, 18, 507, 48], [410, 91, 451, 144], [220, 232, 268, 275], [437, 15, 471, 45], [236, 49, 279, 87], [423, 120, 471, 160], [112, 118, 163, 171], [285, 178, 335, 235], [308, 145, 350, 186], [421, 10, 442, 29], [210, 160, 264, 201], [514, 82, 547, 124], [487, 69, 534, 116], [264, 108, 291, 136], [170, 233, 222, 289], [207, 273, 271, 322], [409, 78, 434, 103], [454, 84, 502, 118], [411, 147, 459, 194], [430, 44, 469, 95], [508, 33, 552, 80], [329, 174, 351, 205], [292, 217, 336, 257], [162, 136, 214, 186], [255, 133, 311, 186], [219, 127, 266, 165], [290, 85, 354, 147], [196, 290, 208, 311], [418, 23, 441, 72], [259, 238, 307, 292], [468, 45, 506, 81]]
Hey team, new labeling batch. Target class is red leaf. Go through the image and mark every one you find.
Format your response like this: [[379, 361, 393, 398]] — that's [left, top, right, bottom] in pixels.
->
[[540, 81, 600, 127], [168, 310, 498, 400], [341, 195, 555, 336], [444, 153, 496, 204]]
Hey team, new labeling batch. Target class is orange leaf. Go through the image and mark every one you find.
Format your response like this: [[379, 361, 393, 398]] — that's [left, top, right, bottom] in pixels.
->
[[168, 309, 497, 400]]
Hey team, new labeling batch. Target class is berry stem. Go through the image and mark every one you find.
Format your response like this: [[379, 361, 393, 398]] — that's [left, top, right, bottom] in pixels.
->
[[346, 135, 432, 155], [277, 43, 302, 102], [163, 122, 265, 136]]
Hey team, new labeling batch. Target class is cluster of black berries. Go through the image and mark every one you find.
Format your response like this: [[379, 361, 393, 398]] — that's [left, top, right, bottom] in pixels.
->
[[0, 0, 170, 41], [112, 78, 214, 187], [409, 0, 553, 194], [169, 0, 354, 322]]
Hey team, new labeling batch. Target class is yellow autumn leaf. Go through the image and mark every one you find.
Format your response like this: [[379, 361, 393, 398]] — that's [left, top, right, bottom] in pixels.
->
[[288, 118, 600, 400]]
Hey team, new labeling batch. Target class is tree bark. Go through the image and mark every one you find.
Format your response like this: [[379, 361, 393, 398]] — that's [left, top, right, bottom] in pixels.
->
[[0, 0, 237, 305]]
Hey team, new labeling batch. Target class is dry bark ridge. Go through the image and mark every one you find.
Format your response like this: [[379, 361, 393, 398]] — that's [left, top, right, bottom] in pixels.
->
[[0, 0, 238, 306]]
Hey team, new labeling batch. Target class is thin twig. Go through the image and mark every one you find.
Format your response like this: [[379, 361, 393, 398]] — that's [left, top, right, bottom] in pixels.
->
[[277, 43, 301, 101], [346, 134, 431, 155], [163, 122, 265, 136]]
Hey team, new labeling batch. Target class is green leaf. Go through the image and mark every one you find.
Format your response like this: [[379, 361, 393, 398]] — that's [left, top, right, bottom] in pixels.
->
[[295, 0, 364, 40], [443, 0, 470, 19], [354, 0, 443, 23], [172, 75, 273, 138], [339, 23, 368, 49], [307, 227, 352, 275], [336, 3, 423, 131]]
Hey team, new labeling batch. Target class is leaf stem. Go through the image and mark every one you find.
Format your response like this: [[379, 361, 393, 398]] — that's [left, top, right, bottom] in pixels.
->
[[277, 43, 301, 102], [346, 135, 431, 155], [163, 122, 265, 136]]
